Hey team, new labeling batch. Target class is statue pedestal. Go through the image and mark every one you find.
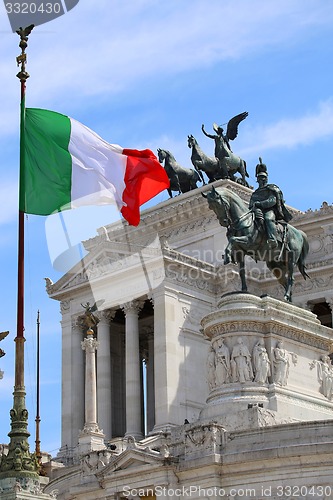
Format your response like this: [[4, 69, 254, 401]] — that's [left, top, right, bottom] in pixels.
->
[[77, 427, 105, 456], [200, 293, 333, 429], [0, 476, 53, 499]]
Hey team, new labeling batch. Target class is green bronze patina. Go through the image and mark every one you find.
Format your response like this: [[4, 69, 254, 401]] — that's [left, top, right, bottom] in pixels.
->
[[157, 148, 200, 198], [187, 135, 221, 184], [0, 383, 39, 478], [201, 112, 250, 187], [202, 179, 309, 302]]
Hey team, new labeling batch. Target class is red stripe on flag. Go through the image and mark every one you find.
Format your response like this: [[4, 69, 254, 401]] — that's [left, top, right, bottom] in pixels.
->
[[121, 149, 170, 226]]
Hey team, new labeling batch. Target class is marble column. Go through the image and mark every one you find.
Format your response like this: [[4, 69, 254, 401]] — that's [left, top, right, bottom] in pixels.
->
[[58, 301, 73, 460], [70, 315, 85, 451], [96, 310, 114, 442], [78, 330, 105, 454], [110, 323, 126, 437], [122, 300, 144, 440], [146, 331, 155, 433], [152, 287, 180, 432]]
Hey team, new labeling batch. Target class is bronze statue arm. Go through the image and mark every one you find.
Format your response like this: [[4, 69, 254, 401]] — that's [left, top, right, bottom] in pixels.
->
[[201, 124, 215, 139], [251, 194, 276, 210], [257, 194, 277, 209]]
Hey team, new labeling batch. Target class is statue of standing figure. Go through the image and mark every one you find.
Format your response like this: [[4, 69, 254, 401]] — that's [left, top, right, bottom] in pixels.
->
[[273, 341, 290, 386], [317, 355, 333, 399], [206, 346, 217, 390], [231, 337, 253, 383], [214, 338, 231, 385], [252, 340, 271, 384], [310, 354, 333, 400]]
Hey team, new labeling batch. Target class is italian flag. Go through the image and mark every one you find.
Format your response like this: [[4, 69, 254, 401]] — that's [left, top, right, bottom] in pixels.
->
[[20, 108, 169, 226]]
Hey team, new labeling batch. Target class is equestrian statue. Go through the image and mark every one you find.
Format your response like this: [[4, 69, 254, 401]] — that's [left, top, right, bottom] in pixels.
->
[[202, 159, 309, 302], [157, 148, 200, 198], [202, 112, 250, 186]]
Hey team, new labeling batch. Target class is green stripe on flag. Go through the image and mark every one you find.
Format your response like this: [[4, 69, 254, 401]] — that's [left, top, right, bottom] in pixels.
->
[[20, 108, 73, 215]]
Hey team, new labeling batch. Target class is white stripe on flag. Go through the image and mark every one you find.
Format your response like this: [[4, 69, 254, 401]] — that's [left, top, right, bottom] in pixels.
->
[[69, 118, 127, 209]]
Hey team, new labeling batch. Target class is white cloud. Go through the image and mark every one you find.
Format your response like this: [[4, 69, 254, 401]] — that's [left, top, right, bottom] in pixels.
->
[[1, 0, 333, 137], [241, 99, 333, 156], [32, 0, 332, 97]]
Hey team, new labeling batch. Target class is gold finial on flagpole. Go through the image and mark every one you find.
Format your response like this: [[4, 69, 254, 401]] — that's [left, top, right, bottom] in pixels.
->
[[16, 24, 34, 82]]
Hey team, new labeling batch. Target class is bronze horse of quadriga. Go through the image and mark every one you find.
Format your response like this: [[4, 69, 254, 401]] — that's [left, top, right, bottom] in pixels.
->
[[187, 135, 223, 184], [217, 137, 250, 187], [157, 148, 200, 198]]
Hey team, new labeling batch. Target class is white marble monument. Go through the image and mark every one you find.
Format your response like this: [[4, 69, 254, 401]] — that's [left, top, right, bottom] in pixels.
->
[[42, 181, 333, 499]]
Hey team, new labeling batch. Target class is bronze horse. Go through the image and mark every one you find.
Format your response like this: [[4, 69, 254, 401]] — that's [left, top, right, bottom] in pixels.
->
[[202, 186, 309, 301], [187, 135, 222, 184], [157, 148, 200, 198], [215, 136, 250, 187]]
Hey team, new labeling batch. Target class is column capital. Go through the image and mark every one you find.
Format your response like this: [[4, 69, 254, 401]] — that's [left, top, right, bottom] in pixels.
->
[[81, 336, 99, 353], [95, 309, 116, 324], [325, 297, 333, 311], [60, 299, 71, 314], [121, 299, 145, 315]]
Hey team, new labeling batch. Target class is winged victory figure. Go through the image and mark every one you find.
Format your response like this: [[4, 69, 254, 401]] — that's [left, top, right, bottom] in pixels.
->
[[201, 112, 249, 184], [212, 111, 248, 152], [80, 300, 105, 332]]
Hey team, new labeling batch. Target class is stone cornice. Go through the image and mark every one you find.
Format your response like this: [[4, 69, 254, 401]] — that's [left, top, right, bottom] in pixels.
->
[[204, 318, 331, 350], [201, 294, 332, 351], [47, 246, 222, 300], [293, 272, 333, 296], [83, 180, 253, 250], [292, 202, 333, 226], [163, 246, 216, 274], [46, 245, 333, 302]]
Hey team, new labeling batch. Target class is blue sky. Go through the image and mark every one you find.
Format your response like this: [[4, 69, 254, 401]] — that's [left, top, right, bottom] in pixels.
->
[[0, 0, 333, 456]]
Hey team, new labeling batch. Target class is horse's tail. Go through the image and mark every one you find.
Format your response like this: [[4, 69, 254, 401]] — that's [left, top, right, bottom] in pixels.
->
[[298, 232, 310, 280]]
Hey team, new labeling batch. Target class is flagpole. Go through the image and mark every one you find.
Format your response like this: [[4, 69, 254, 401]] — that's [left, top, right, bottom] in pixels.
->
[[0, 24, 39, 479], [35, 310, 45, 474]]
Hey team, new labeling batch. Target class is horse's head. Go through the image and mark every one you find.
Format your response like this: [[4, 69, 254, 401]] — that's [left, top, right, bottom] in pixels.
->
[[202, 186, 230, 227], [187, 135, 196, 148], [157, 148, 166, 164], [157, 149, 177, 167]]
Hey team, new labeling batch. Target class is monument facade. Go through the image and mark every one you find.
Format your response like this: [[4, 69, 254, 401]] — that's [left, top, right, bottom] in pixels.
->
[[43, 179, 333, 499]]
